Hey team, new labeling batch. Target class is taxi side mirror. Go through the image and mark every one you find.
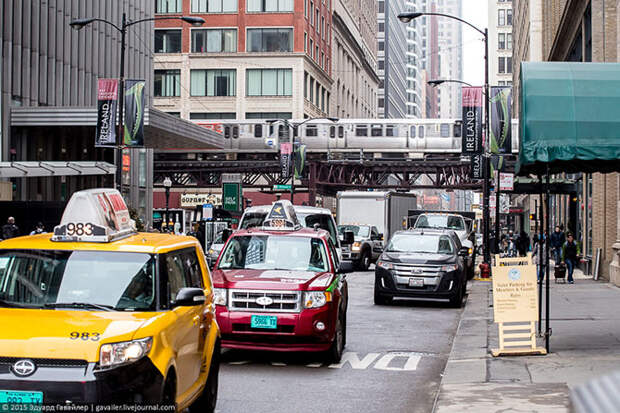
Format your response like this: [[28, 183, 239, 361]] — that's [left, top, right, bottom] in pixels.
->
[[338, 261, 354, 274], [173, 287, 206, 307], [342, 231, 354, 245]]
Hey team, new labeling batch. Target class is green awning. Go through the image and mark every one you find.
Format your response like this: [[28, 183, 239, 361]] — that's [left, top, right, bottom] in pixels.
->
[[516, 62, 620, 175]]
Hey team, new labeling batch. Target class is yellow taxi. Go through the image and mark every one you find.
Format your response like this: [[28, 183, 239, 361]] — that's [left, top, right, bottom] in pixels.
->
[[0, 189, 220, 411]]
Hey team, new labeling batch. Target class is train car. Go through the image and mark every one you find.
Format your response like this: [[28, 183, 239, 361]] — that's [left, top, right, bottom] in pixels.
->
[[187, 118, 519, 160]]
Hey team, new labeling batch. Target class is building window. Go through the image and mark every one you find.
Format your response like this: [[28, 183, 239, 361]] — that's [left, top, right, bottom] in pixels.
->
[[192, 29, 237, 52], [191, 0, 237, 13], [378, 1, 384, 13], [321, 52, 324, 68], [498, 9, 505, 26], [321, 17, 325, 39], [378, 60, 384, 70], [304, 32, 307, 52], [304, 72, 308, 98], [507, 33, 512, 50], [507, 56, 512, 73], [498, 33, 505, 49], [310, 78, 314, 101], [154, 69, 181, 97], [498, 81, 505, 86], [305, 0, 308, 17], [310, 39, 314, 56], [507, 9, 513, 25], [190, 69, 236, 96], [378, 41, 384, 51], [155, 30, 181, 53], [378, 22, 384, 32], [247, 28, 293, 52], [246, 69, 292, 96], [316, 10, 320, 33], [315, 82, 320, 106], [190, 112, 236, 119], [156, 0, 182, 13], [310, 1, 314, 24], [498, 57, 505, 73], [246, 112, 292, 119], [247, 0, 294, 12], [315, 45, 319, 61]]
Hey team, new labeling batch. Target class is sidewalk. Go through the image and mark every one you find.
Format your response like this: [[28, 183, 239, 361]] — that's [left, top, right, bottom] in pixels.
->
[[434, 267, 620, 412]]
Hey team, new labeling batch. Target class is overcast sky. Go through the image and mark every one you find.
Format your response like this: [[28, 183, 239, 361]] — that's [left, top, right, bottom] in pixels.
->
[[461, 0, 488, 86]]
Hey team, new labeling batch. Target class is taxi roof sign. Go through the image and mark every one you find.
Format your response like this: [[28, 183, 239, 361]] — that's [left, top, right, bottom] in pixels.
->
[[263, 200, 300, 230], [52, 189, 136, 242]]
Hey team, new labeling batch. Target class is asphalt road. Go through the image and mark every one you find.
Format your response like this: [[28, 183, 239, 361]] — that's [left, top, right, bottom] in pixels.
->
[[216, 268, 464, 413]]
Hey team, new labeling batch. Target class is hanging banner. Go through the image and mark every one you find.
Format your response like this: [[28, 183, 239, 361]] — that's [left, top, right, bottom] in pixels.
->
[[124, 79, 146, 147], [461, 86, 483, 154], [95, 79, 118, 147], [470, 154, 484, 180], [294, 144, 307, 179], [490, 86, 512, 154], [490, 155, 505, 181], [280, 143, 292, 179]]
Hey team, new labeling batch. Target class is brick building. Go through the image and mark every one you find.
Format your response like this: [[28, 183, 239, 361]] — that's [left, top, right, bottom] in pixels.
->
[[153, 0, 333, 119], [512, 0, 620, 284]]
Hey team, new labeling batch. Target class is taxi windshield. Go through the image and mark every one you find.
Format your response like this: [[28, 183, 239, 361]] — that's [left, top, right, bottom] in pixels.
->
[[0, 249, 156, 311], [218, 235, 329, 272]]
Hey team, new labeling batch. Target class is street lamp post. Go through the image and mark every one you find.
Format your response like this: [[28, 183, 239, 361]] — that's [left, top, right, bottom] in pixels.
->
[[400, 12, 491, 266], [69, 14, 205, 193], [163, 176, 172, 233], [266, 117, 338, 204]]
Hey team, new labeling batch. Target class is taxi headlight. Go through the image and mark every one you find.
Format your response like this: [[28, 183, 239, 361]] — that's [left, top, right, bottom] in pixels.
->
[[213, 288, 227, 306], [351, 242, 362, 251], [99, 337, 152, 369], [208, 249, 215, 255], [376, 260, 394, 270], [303, 291, 331, 309], [441, 264, 458, 272]]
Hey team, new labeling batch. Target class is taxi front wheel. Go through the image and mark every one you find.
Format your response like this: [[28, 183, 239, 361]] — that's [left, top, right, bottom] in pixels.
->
[[190, 340, 221, 413]]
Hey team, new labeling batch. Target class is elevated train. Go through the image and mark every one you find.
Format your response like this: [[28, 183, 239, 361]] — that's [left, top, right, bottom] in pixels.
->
[[189, 118, 519, 160]]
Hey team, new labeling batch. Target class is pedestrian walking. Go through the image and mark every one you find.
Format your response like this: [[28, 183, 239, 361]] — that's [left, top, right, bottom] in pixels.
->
[[517, 230, 530, 257], [532, 234, 546, 282], [550, 226, 565, 263], [30, 222, 46, 235], [2, 217, 20, 240], [562, 232, 580, 284]]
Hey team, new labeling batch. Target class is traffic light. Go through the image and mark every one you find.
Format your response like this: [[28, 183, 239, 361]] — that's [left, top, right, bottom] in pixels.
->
[[529, 213, 536, 220]]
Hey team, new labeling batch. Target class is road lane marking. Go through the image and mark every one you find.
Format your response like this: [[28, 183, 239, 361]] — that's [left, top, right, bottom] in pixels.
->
[[306, 362, 323, 368], [328, 352, 380, 369], [373, 352, 421, 371], [228, 360, 251, 365], [270, 362, 287, 366]]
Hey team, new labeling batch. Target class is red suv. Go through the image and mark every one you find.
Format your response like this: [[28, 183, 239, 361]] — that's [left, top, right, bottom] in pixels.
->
[[210, 201, 351, 362]]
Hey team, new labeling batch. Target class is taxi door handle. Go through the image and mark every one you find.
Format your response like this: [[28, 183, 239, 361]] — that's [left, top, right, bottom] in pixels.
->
[[193, 315, 201, 326]]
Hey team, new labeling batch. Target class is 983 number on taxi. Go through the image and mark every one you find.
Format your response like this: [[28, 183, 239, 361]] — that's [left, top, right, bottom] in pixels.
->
[[65, 223, 94, 236]]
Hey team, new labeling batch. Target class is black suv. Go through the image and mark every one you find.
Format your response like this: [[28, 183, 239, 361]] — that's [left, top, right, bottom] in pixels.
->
[[374, 229, 468, 307]]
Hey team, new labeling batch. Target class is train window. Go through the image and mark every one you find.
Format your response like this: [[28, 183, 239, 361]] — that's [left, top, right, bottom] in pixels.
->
[[410, 126, 416, 138], [338, 126, 344, 138], [371, 124, 383, 137], [329, 126, 336, 138], [224, 126, 231, 139], [440, 123, 450, 137], [254, 124, 262, 138], [386, 125, 395, 137], [232, 126, 239, 139], [306, 125, 318, 137], [279, 125, 289, 139], [355, 125, 368, 137], [454, 120, 462, 138], [418, 126, 425, 138]]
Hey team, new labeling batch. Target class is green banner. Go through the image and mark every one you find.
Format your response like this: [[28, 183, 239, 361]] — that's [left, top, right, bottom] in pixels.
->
[[294, 144, 307, 179], [489, 86, 512, 154], [222, 182, 241, 212], [124, 79, 145, 146]]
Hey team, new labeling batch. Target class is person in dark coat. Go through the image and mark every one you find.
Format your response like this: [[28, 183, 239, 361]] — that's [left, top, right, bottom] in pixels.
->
[[562, 232, 580, 284], [550, 226, 565, 263], [517, 230, 530, 256], [2, 217, 19, 239]]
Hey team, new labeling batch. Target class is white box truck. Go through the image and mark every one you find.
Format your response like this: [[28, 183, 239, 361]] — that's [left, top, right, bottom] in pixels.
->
[[336, 191, 418, 268]]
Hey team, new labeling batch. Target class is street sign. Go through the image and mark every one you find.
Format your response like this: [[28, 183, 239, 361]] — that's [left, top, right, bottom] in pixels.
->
[[202, 203, 213, 221], [440, 193, 450, 202], [273, 184, 292, 191], [222, 182, 241, 212], [222, 173, 242, 183], [499, 172, 514, 191]]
